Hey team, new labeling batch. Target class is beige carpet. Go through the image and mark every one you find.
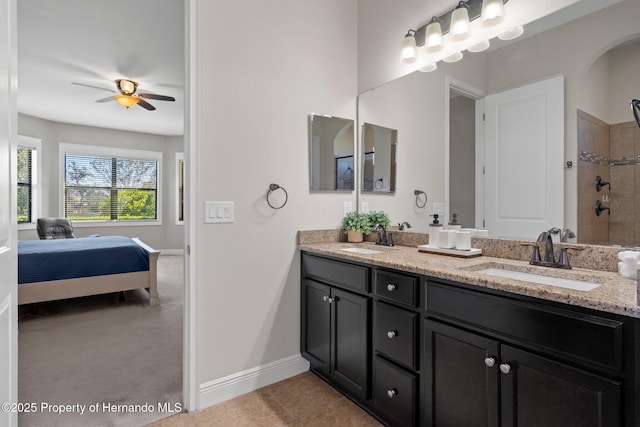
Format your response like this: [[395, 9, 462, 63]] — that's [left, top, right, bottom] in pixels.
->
[[18, 255, 184, 427]]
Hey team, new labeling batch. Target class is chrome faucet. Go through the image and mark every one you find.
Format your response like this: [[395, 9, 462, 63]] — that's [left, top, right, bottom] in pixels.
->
[[398, 221, 412, 231], [373, 224, 394, 246]]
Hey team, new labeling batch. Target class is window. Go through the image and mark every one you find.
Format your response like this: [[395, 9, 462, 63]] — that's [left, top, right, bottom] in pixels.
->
[[17, 136, 41, 226], [60, 144, 162, 224], [176, 152, 184, 225]]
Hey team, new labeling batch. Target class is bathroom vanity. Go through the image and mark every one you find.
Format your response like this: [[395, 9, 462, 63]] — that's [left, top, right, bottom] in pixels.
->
[[299, 238, 640, 427]]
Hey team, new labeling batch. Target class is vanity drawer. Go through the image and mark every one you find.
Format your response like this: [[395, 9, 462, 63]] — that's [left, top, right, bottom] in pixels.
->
[[375, 301, 418, 369], [373, 355, 417, 427], [375, 269, 418, 307], [302, 253, 370, 293], [426, 280, 624, 372]]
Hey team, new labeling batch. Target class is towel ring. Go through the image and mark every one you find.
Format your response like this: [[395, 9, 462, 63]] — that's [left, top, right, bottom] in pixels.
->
[[267, 183, 288, 209], [414, 189, 427, 209], [374, 179, 384, 190]]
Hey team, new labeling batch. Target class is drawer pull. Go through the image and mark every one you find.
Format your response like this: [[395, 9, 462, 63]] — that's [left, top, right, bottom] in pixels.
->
[[484, 357, 496, 368], [322, 296, 334, 303], [387, 330, 398, 339], [499, 363, 512, 375], [387, 283, 397, 291], [386, 388, 398, 398]]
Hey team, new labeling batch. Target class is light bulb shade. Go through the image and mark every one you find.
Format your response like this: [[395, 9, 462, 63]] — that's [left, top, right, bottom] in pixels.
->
[[117, 79, 136, 95], [115, 95, 140, 109], [419, 63, 437, 73], [498, 25, 524, 40], [467, 40, 490, 52], [450, 7, 470, 41], [482, 0, 505, 26], [443, 52, 463, 63], [425, 21, 444, 51], [401, 34, 418, 63]]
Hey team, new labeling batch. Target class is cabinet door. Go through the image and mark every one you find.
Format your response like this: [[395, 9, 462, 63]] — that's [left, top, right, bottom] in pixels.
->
[[500, 345, 622, 427], [424, 320, 500, 427], [331, 287, 370, 399], [301, 279, 331, 376]]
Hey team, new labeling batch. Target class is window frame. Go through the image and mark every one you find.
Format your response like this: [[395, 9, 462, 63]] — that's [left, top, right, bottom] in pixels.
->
[[59, 143, 163, 227], [17, 135, 42, 230], [176, 152, 184, 225]]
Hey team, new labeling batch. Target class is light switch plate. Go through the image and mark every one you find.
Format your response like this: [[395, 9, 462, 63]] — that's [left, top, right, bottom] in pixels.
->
[[204, 201, 234, 223], [361, 202, 370, 213], [343, 202, 353, 216], [433, 202, 445, 215]]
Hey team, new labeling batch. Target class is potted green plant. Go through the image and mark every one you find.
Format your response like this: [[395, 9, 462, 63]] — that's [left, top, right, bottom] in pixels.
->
[[341, 211, 371, 243], [367, 210, 391, 230]]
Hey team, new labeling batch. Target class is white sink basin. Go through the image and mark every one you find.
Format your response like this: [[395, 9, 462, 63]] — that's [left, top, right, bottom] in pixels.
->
[[341, 247, 383, 255], [476, 267, 600, 291]]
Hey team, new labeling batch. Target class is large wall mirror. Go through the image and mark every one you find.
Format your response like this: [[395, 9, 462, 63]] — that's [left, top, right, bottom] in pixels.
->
[[309, 114, 355, 192], [357, 0, 640, 246]]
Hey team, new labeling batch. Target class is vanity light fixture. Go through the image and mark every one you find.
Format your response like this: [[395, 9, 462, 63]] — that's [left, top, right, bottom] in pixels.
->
[[467, 39, 490, 52], [419, 63, 438, 73], [498, 25, 524, 40], [443, 51, 464, 63], [481, 0, 505, 26], [425, 17, 445, 51], [450, 2, 471, 41], [400, 0, 508, 63], [401, 30, 418, 63]]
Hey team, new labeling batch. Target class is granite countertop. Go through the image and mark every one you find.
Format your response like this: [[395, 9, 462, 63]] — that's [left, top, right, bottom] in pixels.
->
[[298, 240, 640, 319]]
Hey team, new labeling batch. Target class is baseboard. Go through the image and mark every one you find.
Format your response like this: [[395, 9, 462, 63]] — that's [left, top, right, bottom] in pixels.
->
[[159, 249, 184, 256], [199, 353, 310, 409]]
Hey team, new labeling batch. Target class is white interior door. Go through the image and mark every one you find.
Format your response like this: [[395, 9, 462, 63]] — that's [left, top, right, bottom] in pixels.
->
[[483, 75, 564, 239], [0, 0, 18, 425]]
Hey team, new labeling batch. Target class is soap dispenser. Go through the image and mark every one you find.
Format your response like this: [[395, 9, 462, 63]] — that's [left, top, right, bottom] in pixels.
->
[[447, 213, 462, 230], [428, 214, 443, 246]]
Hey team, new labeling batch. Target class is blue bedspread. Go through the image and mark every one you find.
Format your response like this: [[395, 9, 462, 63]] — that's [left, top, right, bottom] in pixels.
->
[[18, 236, 150, 284]]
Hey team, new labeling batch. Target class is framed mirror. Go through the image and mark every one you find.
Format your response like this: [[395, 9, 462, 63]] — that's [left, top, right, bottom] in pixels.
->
[[309, 114, 355, 192], [361, 123, 397, 193]]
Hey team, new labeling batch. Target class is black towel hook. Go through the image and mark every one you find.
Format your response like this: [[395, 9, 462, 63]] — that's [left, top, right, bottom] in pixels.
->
[[267, 183, 288, 209]]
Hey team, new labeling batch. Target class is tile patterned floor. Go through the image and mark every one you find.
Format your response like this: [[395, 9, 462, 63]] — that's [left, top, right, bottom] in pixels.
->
[[149, 372, 383, 427]]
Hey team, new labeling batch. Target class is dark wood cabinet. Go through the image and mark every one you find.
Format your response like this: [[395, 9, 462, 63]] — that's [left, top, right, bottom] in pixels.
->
[[301, 254, 371, 400], [301, 252, 637, 427]]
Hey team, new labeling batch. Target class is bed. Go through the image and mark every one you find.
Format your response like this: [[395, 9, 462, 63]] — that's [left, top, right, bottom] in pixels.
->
[[17, 236, 160, 306]]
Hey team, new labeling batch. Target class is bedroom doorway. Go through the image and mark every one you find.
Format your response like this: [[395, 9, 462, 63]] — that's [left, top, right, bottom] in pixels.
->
[[14, 0, 197, 425]]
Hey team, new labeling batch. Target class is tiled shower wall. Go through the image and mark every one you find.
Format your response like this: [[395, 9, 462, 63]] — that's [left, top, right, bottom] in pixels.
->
[[578, 109, 640, 245]]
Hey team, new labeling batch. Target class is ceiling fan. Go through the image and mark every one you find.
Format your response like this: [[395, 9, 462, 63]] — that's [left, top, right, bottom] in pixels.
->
[[72, 79, 175, 111]]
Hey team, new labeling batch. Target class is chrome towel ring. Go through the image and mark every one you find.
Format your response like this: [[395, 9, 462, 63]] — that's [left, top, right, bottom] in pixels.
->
[[267, 183, 288, 209]]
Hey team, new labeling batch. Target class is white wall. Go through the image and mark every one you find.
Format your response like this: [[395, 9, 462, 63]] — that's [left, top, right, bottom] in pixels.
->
[[17, 113, 184, 250], [195, 0, 357, 389]]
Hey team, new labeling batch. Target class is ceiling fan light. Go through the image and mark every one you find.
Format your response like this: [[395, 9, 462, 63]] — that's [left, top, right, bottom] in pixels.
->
[[450, 6, 470, 41], [118, 79, 136, 95], [115, 95, 140, 109], [468, 40, 490, 52], [482, 0, 505, 26]]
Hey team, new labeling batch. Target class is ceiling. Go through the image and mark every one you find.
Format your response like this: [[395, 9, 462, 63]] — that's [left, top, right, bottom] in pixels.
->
[[17, 0, 185, 136]]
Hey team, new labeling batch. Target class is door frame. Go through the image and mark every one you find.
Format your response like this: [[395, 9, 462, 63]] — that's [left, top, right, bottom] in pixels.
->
[[444, 76, 484, 227]]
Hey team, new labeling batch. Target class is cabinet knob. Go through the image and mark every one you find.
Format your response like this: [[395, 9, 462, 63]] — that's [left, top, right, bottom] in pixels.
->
[[322, 295, 328, 302], [387, 330, 398, 339], [327, 297, 334, 303], [387, 283, 397, 291], [484, 357, 496, 368], [499, 363, 512, 375], [386, 388, 398, 398]]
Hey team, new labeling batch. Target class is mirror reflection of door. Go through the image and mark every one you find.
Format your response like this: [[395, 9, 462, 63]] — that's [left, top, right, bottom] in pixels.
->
[[449, 88, 477, 228]]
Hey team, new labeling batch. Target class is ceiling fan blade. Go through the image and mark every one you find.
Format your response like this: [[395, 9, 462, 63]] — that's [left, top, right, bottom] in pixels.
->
[[138, 93, 176, 102], [137, 98, 156, 111], [72, 82, 115, 93], [95, 96, 115, 103]]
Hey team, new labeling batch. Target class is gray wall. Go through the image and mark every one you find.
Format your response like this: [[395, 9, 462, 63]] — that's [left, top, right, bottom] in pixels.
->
[[18, 113, 184, 250]]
